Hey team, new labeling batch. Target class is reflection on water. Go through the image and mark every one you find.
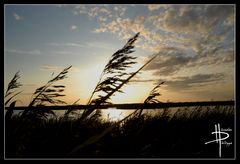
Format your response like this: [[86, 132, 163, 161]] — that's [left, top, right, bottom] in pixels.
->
[[101, 108, 135, 122], [99, 106, 231, 122], [7, 107, 192, 121], [100, 108, 179, 122], [9, 106, 233, 122]]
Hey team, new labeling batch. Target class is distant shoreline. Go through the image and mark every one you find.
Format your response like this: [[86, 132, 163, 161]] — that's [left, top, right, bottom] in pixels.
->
[[5, 100, 235, 110]]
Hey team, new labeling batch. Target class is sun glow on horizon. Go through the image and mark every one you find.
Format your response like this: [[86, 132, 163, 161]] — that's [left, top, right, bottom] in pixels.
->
[[76, 56, 154, 104], [4, 5, 234, 106], [101, 108, 134, 122]]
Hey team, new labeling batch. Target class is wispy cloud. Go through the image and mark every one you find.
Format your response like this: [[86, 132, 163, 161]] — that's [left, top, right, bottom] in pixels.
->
[[70, 25, 77, 31], [50, 51, 75, 55], [86, 41, 115, 50], [131, 79, 157, 83], [93, 16, 157, 44], [48, 42, 84, 48], [5, 49, 41, 55], [46, 5, 235, 90], [32, 5, 235, 62], [41, 65, 80, 73], [79, 5, 234, 89], [145, 54, 193, 76], [48, 41, 114, 50], [156, 73, 225, 91], [91, 5, 234, 58], [143, 45, 234, 77], [65, 43, 84, 47], [73, 5, 111, 18], [113, 6, 126, 17], [72, 5, 127, 25], [13, 12, 23, 20], [41, 65, 62, 71], [160, 5, 233, 34]]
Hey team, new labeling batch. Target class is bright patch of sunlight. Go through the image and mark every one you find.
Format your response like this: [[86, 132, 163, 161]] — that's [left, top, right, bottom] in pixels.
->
[[77, 62, 106, 103], [111, 84, 150, 103], [101, 108, 129, 122], [111, 71, 156, 104]]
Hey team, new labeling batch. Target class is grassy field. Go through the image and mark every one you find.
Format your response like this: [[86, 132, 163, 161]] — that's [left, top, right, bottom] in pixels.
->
[[5, 105, 234, 159]]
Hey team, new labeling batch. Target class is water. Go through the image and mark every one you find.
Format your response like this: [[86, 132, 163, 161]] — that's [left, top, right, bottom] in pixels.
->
[[7, 105, 234, 122]]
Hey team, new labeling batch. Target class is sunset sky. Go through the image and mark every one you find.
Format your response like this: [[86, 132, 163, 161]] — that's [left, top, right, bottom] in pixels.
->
[[4, 4, 235, 106]]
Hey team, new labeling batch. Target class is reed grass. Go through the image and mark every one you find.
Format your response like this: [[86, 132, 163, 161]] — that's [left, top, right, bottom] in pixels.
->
[[5, 105, 234, 158], [137, 81, 165, 117], [20, 66, 72, 119], [81, 32, 143, 119], [68, 32, 159, 154], [4, 71, 22, 121]]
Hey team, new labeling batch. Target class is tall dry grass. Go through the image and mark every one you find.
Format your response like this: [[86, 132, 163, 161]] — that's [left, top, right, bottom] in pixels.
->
[[5, 105, 234, 158], [68, 32, 160, 154], [80, 32, 157, 120], [4, 71, 22, 121], [20, 66, 72, 119]]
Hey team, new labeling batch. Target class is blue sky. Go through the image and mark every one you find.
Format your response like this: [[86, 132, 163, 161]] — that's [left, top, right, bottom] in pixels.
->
[[4, 4, 235, 106]]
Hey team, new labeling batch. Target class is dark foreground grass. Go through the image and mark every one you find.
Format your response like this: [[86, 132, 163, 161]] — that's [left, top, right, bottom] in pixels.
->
[[5, 105, 234, 159]]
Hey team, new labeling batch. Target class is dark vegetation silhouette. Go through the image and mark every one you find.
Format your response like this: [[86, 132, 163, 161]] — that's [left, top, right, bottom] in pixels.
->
[[4, 33, 234, 158]]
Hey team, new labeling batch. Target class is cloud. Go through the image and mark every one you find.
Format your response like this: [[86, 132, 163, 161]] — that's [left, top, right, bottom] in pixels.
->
[[113, 6, 127, 17], [86, 5, 235, 90], [130, 79, 157, 83], [50, 51, 75, 55], [41, 65, 62, 71], [13, 12, 23, 20], [72, 5, 127, 26], [52, 4, 69, 7], [86, 41, 115, 50], [98, 16, 107, 23], [48, 41, 113, 50], [144, 47, 194, 76], [92, 5, 234, 56], [73, 5, 112, 18], [48, 42, 84, 47], [222, 50, 234, 63], [94, 28, 106, 33], [41, 65, 80, 73], [5, 49, 41, 55], [65, 43, 84, 47], [147, 4, 162, 11], [70, 25, 77, 31], [71, 5, 234, 78], [159, 5, 234, 34], [142, 41, 234, 76], [48, 40, 116, 51], [129, 72, 226, 92], [157, 73, 225, 91], [88, 6, 111, 18], [93, 16, 165, 50]]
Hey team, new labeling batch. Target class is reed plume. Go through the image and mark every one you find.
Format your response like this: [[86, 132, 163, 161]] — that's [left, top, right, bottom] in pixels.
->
[[81, 32, 158, 119], [21, 66, 72, 118], [81, 32, 140, 119], [5, 71, 22, 120], [138, 81, 165, 117]]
